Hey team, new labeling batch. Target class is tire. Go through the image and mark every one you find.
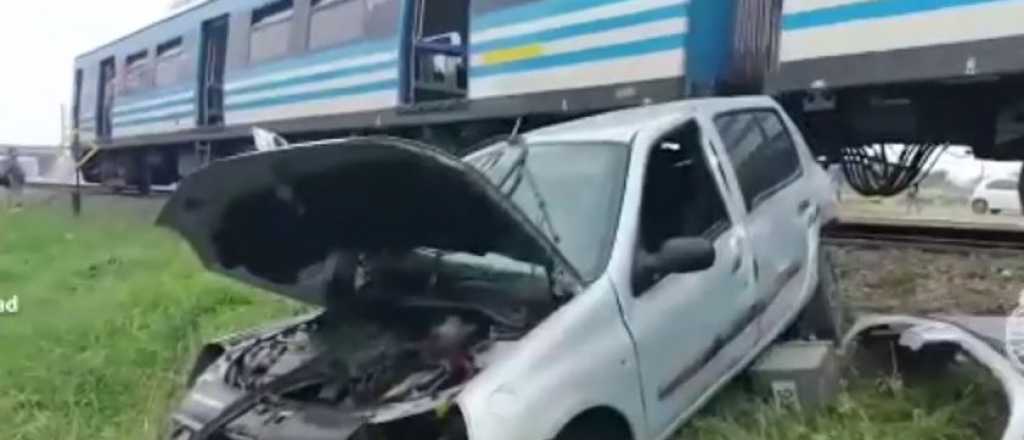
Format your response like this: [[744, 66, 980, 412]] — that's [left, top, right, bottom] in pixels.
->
[[972, 199, 989, 214], [556, 423, 629, 440], [794, 249, 845, 344], [555, 413, 632, 440]]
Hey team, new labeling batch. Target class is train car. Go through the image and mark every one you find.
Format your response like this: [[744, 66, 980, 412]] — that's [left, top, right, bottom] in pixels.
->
[[72, 0, 779, 192], [772, 0, 1024, 173]]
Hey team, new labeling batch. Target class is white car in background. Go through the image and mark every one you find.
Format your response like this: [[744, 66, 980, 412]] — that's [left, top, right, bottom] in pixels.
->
[[971, 178, 1021, 215]]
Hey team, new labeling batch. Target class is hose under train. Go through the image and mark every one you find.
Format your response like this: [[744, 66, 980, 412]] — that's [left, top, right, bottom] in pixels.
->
[[839, 143, 948, 197]]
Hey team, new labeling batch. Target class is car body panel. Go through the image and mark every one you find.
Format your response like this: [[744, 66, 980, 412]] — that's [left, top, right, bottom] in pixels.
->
[[842, 314, 1024, 440], [607, 114, 759, 435], [165, 96, 835, 440], [455, 277, 647, 440], [157, 136, 581, 306]]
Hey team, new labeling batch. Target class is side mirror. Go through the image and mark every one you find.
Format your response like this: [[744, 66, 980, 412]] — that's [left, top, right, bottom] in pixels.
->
[[657, 237, 716, 273], [637, 237, 716, 279]]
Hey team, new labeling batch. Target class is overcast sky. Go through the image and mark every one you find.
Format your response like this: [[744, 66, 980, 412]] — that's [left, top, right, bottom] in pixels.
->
[[0, 1, 168, 146]]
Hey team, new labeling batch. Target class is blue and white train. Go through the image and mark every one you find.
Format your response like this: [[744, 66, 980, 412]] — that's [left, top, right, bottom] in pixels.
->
[[73, 0, 1024, 192]]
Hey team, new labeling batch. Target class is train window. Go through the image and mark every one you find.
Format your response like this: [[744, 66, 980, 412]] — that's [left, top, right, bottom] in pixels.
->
[[364, 0, 401, 39], [250, 0, 294, 63], [157, 38, 184, 57], [156, 38, 185, 88], [124, 50, 152, 94], [988, 180, 1017, 191], [714, 110, 801, 211], [308, 0, 365, 51]]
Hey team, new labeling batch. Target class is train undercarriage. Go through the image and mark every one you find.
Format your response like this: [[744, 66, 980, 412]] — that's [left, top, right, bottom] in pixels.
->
[[778, 75, 1024, 201], [83, 72, 1024, 205]]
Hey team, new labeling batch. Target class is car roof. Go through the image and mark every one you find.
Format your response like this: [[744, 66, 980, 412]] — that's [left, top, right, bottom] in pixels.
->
[[523, 96, 778, 145]]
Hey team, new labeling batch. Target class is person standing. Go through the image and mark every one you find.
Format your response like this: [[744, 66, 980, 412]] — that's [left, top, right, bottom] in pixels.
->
[[905, 183, 922, 214], [4, 147, 26, 209]]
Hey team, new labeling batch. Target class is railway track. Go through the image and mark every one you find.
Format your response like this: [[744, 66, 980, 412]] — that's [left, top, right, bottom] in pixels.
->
[[21, 181, 1024, 253], [824, 221, 1024, 253], [25, 181, 174, 197]]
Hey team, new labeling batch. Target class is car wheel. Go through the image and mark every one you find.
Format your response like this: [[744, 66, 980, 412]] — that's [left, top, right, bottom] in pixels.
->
[[555, 413, 632, 440], [794, 249, 845, 344], [972, 199, 989, 214]]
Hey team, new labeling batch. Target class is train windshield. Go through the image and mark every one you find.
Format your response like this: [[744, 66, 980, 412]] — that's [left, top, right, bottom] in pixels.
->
[[467, 142, 629, 281]]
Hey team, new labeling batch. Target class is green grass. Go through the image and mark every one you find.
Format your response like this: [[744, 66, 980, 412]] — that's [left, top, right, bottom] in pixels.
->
[[0, 204, 300, 439], [0, 201, 1009, 439], [683, 371, 1006, 440]]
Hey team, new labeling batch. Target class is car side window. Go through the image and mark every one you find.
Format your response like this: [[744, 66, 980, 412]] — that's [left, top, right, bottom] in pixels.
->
[[637, 121, 731, 255], [988, 180, 1017, 191], [714, 110, 802, 211]]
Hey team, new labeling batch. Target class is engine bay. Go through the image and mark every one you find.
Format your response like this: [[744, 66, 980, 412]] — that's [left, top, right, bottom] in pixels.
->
[[172, 250, 554, 440]]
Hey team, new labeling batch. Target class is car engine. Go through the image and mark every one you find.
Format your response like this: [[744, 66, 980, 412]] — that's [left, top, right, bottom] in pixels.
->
[[172, 303, 529, 440]]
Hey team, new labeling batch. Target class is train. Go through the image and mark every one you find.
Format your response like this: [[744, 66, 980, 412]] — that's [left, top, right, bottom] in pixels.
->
[[72, 0, 1024, 196]]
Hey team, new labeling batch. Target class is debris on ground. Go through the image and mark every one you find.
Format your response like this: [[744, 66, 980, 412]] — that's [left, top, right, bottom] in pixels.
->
[[832, 246, 1024, 315]]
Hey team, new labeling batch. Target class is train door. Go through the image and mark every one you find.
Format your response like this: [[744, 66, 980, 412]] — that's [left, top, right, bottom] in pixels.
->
[[198, 15, 229, 126], [403, 0, 470, 104], [96, 57, 116, 139]]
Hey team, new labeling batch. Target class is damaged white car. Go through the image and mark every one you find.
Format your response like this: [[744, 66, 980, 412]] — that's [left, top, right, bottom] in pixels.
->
[[160, 97, 839, 440]]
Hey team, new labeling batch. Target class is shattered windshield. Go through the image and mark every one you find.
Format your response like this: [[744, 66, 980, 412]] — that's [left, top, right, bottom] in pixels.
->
[[466, 142, 630, 281]]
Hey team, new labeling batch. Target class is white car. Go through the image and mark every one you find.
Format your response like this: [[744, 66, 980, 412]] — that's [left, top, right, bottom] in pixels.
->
[[971, 178, 1020, 215], [160, 97, 839, 440]]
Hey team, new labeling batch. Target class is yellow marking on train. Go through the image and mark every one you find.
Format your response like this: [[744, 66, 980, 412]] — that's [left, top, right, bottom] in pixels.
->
[[482, 44, 544, 65]]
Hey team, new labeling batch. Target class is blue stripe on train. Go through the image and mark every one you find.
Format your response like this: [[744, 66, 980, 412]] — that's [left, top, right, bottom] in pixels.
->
[[225, 39, 398, 81], [227, 59, 399, 97], [113, 94, 194, 117], [152, 37, 684, 115], [224, 79, 398, 112], [473, 33, 686, 78], [114, 110, 194, 128], [115, 85, 193, 107], [473, 4, 687, 52], [784, 0, 1011, 30], [471, 0, 632, 31]]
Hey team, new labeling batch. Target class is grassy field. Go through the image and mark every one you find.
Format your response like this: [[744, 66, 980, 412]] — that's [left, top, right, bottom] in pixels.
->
[[0, 198, 1009, 439], [0, 202, 299, 439], [682, 372, 1005, 440]]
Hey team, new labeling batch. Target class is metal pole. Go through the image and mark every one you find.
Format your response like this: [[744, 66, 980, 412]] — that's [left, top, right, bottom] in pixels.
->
[[72, 164, 81, 216], [63, 105, 82, 217]]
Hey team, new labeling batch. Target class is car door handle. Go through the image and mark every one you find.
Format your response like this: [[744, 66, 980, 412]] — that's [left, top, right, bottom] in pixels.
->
[[797, 199, 812, 214], [728, 235, 744, 274], [798, 199, 820, 224]]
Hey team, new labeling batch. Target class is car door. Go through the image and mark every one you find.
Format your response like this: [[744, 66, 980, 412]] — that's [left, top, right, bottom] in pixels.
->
[[991, 180, 1019, 212], [618, 119, 758, 437], [710, 108, 815, 342]]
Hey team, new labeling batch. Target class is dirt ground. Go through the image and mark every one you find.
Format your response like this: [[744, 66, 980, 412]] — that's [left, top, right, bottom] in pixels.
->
[[832, 245, 1024, 316]]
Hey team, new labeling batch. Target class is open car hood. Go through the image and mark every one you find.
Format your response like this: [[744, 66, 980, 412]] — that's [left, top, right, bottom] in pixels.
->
[[157, 137, 579, 305]]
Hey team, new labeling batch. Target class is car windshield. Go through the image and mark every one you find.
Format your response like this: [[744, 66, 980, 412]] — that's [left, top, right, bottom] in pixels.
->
[[466, 141, 630, 281]]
